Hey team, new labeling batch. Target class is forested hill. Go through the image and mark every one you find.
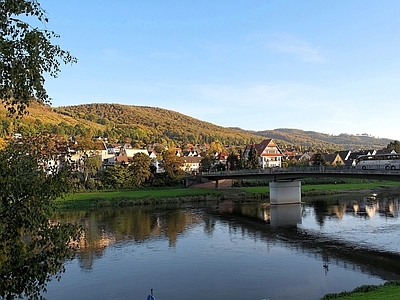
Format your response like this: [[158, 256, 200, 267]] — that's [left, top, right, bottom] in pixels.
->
[[0, 103, 394, 150], [255, 128, 392, 151], [54, 103, 260, 145]]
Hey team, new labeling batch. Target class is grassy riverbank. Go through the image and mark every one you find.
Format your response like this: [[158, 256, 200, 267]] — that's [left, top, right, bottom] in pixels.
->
[[321, 280, 400, 299], [55, 180, 400, 209], [55, 188, 224, 209]]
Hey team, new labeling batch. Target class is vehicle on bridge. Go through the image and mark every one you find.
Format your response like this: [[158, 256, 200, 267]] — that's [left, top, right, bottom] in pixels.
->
[[356, 153, 400, 171]]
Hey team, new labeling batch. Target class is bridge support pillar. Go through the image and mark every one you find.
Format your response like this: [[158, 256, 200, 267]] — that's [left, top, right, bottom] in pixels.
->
[[269, 181, 301, 205], [215, 180, 219, 188]]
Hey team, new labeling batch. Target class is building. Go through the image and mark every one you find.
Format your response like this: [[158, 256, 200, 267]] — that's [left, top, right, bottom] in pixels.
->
[[244, 139, 283, 169]]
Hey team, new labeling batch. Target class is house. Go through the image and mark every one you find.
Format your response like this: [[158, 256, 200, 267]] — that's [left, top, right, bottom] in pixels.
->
[[67, 141, 111, 172], [148, 150, 158, 160], [151, 160, 164, 173], [376, 148, 397, 155], [336, 150, 352, 161], [348, 150, 376, 161], [287, 152, 315, 165], [216, 152, 229, 165], [336, 150, 354, 167], [322, 153, 345, 166], [95, 142, 114, 161], [121, 147, 149, 157], [187, 149, 199, 157], [107, 143, 121, 154], [180, 156, 202, 174], [103, 155, 131, 168], [244, 139, 283, 169], [174, 148, 184, 157]]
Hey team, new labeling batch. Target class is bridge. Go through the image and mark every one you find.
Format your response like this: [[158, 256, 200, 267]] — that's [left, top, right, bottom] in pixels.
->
[[200, 167, 400, 205]]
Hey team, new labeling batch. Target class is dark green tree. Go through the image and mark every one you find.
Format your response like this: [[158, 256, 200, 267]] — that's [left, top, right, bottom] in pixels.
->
[[200, 156, 214, 172], [246, 145, 259, 169], [312, 153, 326, 166], [128, 153, 151, 187], [0, 135, 82, 299], [387, 140, 400, 153], [227, 152, 240, 170], [1, 0, 77, 115], [238, 149, 245, 170], [100, 164, 130, 189]]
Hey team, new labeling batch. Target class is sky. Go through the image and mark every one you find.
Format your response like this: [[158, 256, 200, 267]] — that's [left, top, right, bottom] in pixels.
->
[[37, 0, 400, 141]]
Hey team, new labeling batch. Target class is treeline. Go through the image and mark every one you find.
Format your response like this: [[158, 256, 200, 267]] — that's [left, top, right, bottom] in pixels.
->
[[0, 103, 261, 147], [257, 128, 392, 150], [0, 103, 395, 152], [80, 151, 186, 191], [54, 104, 260, 146]]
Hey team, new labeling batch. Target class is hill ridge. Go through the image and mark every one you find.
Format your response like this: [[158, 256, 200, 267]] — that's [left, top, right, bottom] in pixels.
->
[[0, 102, 393, 150]]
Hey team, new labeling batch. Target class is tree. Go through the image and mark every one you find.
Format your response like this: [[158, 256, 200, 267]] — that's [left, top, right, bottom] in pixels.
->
[[227, 151, 240, 171], [81, 153, 102, 188], [1, 0, 77, 115], [200, 156, 214, 172], [387, 140, 400, 153], [204, 140, 224, 158], [0, 135, 82, 299], [162, 150, 184, 185], [312, 153, 326, 166], [100, 164, 130, 189], [246, 145, 259, 169], [128, 153, 151, 187], [0, 137, 6, 149]]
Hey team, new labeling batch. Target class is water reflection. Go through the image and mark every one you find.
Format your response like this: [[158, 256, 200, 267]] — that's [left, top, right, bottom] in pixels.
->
[[305, 196, 399, 225], [270, 203, 302, 227], [47, 195, 400, 300], [53, 196, 400, 270], [55, 206, 206, 270]]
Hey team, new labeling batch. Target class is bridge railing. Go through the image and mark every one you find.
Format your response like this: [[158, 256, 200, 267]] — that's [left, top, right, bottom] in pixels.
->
[[202, 166, 400, 176]]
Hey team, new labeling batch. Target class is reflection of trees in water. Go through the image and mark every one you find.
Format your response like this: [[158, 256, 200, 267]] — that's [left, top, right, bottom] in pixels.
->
[[216, 207, 400, 281], [78, 247, 106, 271], [312, 199, 329, 226], [54, 196, 400, 277], [56, 206, 204, 269], [378, 198, 399, 218], [305, 196, 399, 225]]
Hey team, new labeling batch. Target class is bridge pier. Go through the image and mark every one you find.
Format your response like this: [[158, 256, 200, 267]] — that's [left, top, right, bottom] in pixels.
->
[[269, 181, 301, 205]]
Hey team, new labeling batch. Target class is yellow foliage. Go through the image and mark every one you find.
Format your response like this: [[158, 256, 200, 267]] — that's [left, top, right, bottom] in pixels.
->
[[0, 138, 6, 150]]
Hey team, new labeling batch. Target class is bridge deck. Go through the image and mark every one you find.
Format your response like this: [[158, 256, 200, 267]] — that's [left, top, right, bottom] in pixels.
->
[[201, 167, 400, 182]]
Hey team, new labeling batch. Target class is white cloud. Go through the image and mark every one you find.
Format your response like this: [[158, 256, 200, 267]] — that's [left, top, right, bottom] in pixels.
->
[[264, 33, 326, 63]]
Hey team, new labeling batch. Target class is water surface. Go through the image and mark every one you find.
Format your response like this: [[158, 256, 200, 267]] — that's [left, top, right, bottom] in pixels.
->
[[45, 193, 400, 300]]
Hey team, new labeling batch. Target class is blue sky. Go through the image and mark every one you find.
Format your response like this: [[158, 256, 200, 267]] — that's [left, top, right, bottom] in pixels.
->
[[39, 0, 400, 141]]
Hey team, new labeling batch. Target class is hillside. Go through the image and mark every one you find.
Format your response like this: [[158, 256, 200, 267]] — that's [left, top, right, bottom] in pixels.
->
[[0, 102, 394, 150], [255, 128, 392, 151], [54, 103, 261, 146]]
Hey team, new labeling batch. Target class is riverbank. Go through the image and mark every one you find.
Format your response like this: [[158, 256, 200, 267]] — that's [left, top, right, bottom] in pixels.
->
[[55, 181, 400, 209], [320, 280, 400, 299]]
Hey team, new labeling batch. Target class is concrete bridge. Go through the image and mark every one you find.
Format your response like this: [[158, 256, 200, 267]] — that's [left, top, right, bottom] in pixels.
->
[[200, 166, 400, 205]]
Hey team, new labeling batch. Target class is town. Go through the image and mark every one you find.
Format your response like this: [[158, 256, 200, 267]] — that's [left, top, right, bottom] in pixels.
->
[[23, 133, 398, 189]]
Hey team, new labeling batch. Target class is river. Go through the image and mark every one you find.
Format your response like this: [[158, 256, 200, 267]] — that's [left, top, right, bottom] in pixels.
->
[[44, 191, 400, 300]]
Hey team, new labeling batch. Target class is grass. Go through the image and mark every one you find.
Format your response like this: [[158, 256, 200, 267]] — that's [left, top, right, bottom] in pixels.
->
[[55, 180, 400, 209], [321, 281, 400, 299], [60, 188, 222, 201], [239, 181, 400, 195], [55, 188, 225, 209]]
